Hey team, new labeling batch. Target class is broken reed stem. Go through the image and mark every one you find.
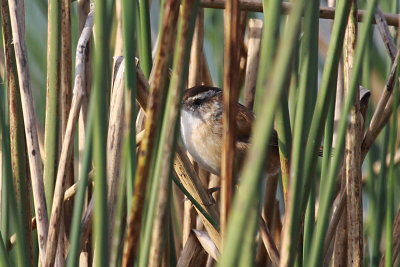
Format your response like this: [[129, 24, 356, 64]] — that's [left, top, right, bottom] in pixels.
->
[[362, 48, 399, 160], [200, 0, 400, 27], [243, 18, 262, 110], [77, 0, 92, 176], [106, 58, 125, 244], [375, 5, 397, 62], [188, 9, 204, 87], [259, 217, 280, 267], [176, 231, 208, 266], [360, 4, 398, 160], [324, 191, 346, 260], [343, 1, 363, 265], [44, 40, 88, 267], [8, 0, 49, 262], [7, 218, 36, 251], [44, 10, 94, 266]]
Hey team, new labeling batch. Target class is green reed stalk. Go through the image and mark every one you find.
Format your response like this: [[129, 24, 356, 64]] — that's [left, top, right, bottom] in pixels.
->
[[44, 0, 61, 211], [307, 0, 378, 265], [1, 0, 33, 260], [122, 0, 179, 264], [286, 1, 319, 260], [303, 184, 315, 263], [238, 205, 258, 267], [385, 2, 398, 265], [122, 0, 138, 216], [218, 0, 307, 265], [370, 126, 389, 265], [299, 0, 350, 194], [1, 89, 9, 249], [138, 0, 199, 264], [0, 96, 29, 267], [66, 100, 93, 267], [138, 0, 152, 78], [93, 0, 110, 263], [385, 60, 399, 267], [253, 0, 281, 112], [275, 90, 292, 196]]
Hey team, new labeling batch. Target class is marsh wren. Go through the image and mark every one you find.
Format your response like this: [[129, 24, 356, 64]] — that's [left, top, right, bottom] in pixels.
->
[[180, 86, 281, 177]]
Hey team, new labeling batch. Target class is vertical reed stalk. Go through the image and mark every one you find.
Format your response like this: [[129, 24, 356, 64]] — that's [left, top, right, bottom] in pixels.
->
[[66, 99, 94, 267], [122, 0, 180, 264], [93, 0, 110, 263], [307, 73, 336, 267], [307, 0, 378, 266], [343, 1, 363, 265], [219, 0, 307, 265], [221, 0, 239, 238], [139, 0, 152, 77], [8, 0, 49, 263], [289, 0, 319, 218], [64, 10, 93, 266], [303, 184, 315, 262], [77, 0, 92, 176], [44, 0, 61, 211], [60, 0, 74, 237], [243, 18, 262, 110], [1, 0, 33, 262], [369, 126, 389, 266], [147, 0, 200, 264], [0, 95, 29, 267], [121, 0, 138, 213], [385, 61, 399, 267], [253, 0, 281, 112], [44, 37, 90, 266], [119, 0, 138, 259], [385, 0, 399, 265]]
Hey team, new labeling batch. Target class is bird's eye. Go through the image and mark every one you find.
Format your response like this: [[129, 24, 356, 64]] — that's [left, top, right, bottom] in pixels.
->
[[193, 98, 202, 107]]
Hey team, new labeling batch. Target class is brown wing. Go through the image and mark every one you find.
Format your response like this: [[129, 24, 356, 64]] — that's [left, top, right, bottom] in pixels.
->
[[236, 103, 255, 143], [236, 103, 279, 147]]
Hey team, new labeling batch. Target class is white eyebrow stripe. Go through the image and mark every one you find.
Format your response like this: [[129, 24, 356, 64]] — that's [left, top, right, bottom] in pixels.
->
[[190, 89, 221, 102]]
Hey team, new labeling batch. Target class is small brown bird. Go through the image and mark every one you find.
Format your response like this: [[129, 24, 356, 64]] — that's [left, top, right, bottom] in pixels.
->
[[180, 85, 281, 177]]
